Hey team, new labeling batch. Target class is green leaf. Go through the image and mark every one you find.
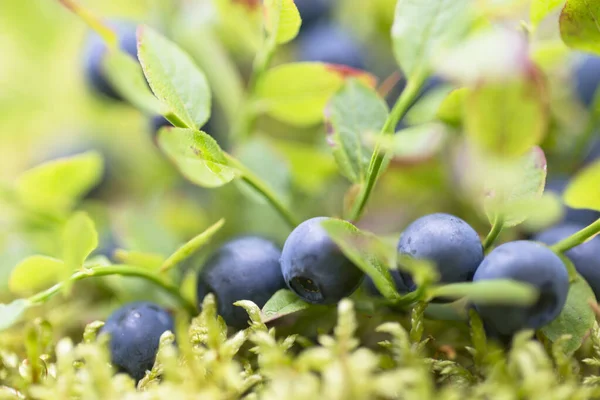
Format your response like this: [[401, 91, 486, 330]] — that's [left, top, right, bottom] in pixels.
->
[[9, 256, 66, 295], [264, 0, 301, 44], [102, 49, 163, 114], [256, 62, 376, 126], [431, 280, 539, 305], [270, 138, 337, 193], [369, 123, 448, 163], [531, 0, 566, 27], [484, 147, 548, 227], [564, 159, 600, 211], [434, 28, 530, 85], [321, 219, 401, 301], [235, 137, 291, 205], [16, 151, 104, 212], [326, 79, 389, 183], [158, 127, 239, 188], [404, 84, 454, 125], [541, 274, 595, 355], [464, 77, 548, 157], [437, 88, 467, 126], [161, 219, 225, 272], [0, 299, 29, 332], [560, 0, 600, 55], [113, 250, 165, 270], [392, 0, 472, 79], [261, 289, 311, 323], [138, 26, 211, 129], [62, 211, 98, 271]]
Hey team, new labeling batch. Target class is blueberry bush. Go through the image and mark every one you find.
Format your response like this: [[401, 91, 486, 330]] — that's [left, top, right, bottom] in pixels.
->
[[3, 0, 600, 398]]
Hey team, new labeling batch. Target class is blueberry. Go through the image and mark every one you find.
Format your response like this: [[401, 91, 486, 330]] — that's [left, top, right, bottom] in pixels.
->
[[296, 23, 365, 70], [545, 178, 600, 226], [573, 54, 600, 108], [82, 20, 139, 100], [397, 213, 483, 293], [473, 241, 569, 336], [197, 236, 286, 329], [280, 217, 364, 304], [534, 224, 600, 300], [296, 0, 333, 31], [100, 302, 174, 381]]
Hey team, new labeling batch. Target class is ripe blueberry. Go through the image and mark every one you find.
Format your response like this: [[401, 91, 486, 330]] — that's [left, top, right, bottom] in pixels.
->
[[280, 217, 364, 304], [397, 213, 483, 292], [573, 54, 600, 108], [473, 241, 569, 336], [296, 23, 365, 69], [82, 20, 139, 101], [296, 0, 333, 31], [100, 302, 174, 381], [535, 224, 600, 300], [197, 236, 286, 329]]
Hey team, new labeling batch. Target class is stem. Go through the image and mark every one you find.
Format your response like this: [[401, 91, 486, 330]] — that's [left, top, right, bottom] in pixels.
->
[[552, 217, 600, 253], [227, 155, 300, 229], [348, 74, 427, 221], [482, 215, 504, 251], [27, 265, 197, 314]]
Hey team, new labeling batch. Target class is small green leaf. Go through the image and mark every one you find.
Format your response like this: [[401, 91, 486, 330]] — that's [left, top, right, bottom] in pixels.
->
[[16, 151, 104, 212], [264, 0, 301, 44], [138, 26, 211, 129], [261, 289, 311, 323], [62, 211, 98, 271], [431, 280, 539, 305], [541, 274, 595, 355], [0, 299, 29, 332], [161, 219, 225, 272], [392, 0, 472, 79], [256, 62, 376, 126], [326, 79, 389, 183], [404, 84, 454, 125], [368, 123, 448, 163], [9, 256, 66, 295], [434, 28, 530, 85], [102, 49, 163, 114], [113, 250, 165, 270], [158, 127, 239, 188], [235, 137, 291, 205], [560, 0, 600, 55], [270, 138, 337, 193], [564, 159, 600, 211], [437, 87, 467, 126], [321, 219, 401, 301], [484, 147, 548, 227], [464, 77, 548, 157], [531, 0, 566, 28]]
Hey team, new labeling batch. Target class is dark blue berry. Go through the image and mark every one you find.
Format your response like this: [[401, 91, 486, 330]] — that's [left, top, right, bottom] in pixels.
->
[[297, 23, 365, 70], [100, 302, 174, 381], [83, 20, 139, 101], [573, 54, 600, 108], [535, 224, 600, 300], [280, 217, 364, 304], [473, 241, 569, 336], [196, 236, 286, 329], [296, 0, 333, 31], [397, 213, 483, 293]]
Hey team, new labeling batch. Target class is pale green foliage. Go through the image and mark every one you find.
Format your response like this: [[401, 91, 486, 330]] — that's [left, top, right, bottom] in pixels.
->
[[3, 297, 600, 399]]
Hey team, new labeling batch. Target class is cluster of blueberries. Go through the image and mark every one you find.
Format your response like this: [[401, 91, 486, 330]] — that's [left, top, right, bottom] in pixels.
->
[[101, 202, 600, 381]]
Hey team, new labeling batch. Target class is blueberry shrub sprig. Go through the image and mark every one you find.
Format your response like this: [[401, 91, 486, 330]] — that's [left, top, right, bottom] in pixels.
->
[[3, 0, 600, 397]]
